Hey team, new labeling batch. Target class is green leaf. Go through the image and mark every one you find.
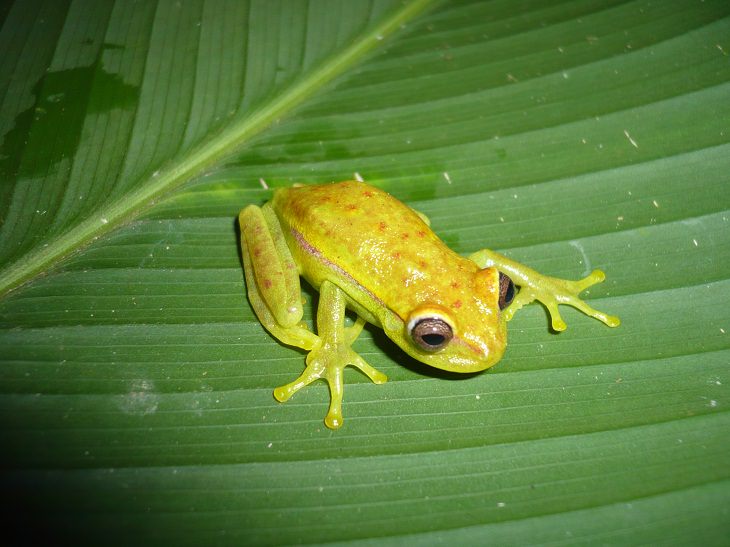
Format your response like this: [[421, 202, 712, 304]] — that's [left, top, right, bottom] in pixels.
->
[[1, 0, 728, 544]]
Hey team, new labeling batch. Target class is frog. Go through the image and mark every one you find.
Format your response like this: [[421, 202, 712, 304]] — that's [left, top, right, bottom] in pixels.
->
[[239, 181, 620, 429]]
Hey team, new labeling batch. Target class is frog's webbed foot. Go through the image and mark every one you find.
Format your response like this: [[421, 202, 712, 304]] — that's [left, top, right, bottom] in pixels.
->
[[274, 337, 386, 429], [469, 249, 620, 332], [274, 282, 387, 429], [507, 269, 620, 331]]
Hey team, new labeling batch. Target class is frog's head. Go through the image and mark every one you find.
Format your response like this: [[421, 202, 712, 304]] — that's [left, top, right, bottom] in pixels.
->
[[387, 267, 514, 373]]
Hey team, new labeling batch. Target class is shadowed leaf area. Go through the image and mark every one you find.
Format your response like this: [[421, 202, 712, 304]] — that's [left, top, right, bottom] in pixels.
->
[[0, 0, 728, 544]]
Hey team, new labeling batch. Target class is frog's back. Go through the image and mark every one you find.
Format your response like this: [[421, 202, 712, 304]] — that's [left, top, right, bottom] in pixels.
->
[[271, 181, 476, 318]]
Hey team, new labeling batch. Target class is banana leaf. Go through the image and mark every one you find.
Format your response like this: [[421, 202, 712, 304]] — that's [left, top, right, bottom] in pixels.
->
[[1, 0, 728, 544]]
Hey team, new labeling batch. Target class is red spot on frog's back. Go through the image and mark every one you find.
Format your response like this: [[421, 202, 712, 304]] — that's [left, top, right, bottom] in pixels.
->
[[271, 181, 478, 313]]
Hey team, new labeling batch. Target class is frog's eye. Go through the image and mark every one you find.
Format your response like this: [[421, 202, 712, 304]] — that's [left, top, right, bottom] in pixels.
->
[[498, 272, 515, 310], [409, 317, 453, 352]]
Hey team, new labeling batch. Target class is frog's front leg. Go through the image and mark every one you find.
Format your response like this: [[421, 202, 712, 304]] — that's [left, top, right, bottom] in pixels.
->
[[470, 249, 620, 331], [274, 281, 387, 429]]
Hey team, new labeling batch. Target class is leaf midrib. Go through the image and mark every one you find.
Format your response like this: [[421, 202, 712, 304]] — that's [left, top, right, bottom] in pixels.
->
[[0, 0, 437, 298]]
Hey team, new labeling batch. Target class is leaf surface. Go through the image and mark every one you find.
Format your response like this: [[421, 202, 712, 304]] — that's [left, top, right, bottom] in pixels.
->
[[1, 0, 729, 544]]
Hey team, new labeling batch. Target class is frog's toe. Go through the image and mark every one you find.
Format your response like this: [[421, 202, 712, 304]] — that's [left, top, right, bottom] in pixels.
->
[[544, 300, 567, 332], [273, 384, 294, 403], [350, 353, 388, 384], [563, 272, 620, 328], [273, 341, 387, 429], [273, 359, 325, 402], [502, 291, 531, 322], [324, 399, 344, 429], [321, 352, 386, 428], [601, 313, 621, 328], [573, 299, 621, 328], [574, 269, 606, 292]]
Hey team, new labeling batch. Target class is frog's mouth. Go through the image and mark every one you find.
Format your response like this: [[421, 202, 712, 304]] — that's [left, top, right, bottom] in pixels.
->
[[376, 304, 506, 374], [393, 330, 506, 374]]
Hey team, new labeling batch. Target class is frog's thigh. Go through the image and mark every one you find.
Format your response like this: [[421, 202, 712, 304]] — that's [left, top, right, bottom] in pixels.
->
[[240, 205, 317, 349], [240, 232, 318, 350], [239, 204, 302, 327]]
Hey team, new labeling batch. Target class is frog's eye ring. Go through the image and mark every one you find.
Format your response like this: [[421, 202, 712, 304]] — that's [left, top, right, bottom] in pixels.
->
[[409, 317, 453, 352], [498, 272, 515, 310]]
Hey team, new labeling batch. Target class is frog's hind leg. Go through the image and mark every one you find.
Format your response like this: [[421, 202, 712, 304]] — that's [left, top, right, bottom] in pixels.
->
[[469, 249, 620, 331], [241, 236, 318, 349], [273, 281, 387, 429], [240, 204, 318, 349]]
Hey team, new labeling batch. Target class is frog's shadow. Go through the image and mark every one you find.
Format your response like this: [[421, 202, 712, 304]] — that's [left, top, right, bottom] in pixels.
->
[[233, 216, 481, 382]]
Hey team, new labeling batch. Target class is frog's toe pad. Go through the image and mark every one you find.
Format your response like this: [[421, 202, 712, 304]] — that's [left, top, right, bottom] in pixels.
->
[[576, 269, 606, 291], [273, 386, 293, 402], [550, 314, 568, 332], [600, 313, 621, 328], [324, 407, 343, 429]]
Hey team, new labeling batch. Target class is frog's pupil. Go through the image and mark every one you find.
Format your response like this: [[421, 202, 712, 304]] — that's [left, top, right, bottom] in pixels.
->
[[422, 333, 445, 346], [411, 317, 453, 352]]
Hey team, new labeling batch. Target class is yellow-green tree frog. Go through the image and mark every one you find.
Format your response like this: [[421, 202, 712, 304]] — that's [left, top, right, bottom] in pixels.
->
[[239, 181, 619, 429]]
